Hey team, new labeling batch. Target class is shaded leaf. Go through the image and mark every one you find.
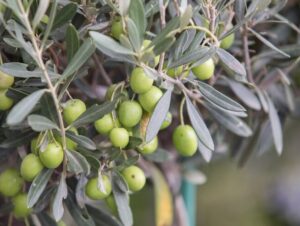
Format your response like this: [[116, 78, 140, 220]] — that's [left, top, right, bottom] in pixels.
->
[[205, 103, 252, 137], [186, 97, 214, 150], [198, 139, 212, 162], [145, 148, 172, 163], [129, 0, 146, 40], [61, 38, 95, 80], [71, 101, 116, 128], [28, 114, 59, 132], [266, 96, 283, 154], [86, 205, 122, 226], [66, 131, 96, 150], [66, 150, 91, 175], [7, 89, 47, 126], [217, 48, 246, 78], [197, 81, 246, 112], [52, 3, 77, 30], [66, 24, 80, 62], [52, 175, 68, 221], [0, 130, 36, 148], [28, 169, 54, 208]]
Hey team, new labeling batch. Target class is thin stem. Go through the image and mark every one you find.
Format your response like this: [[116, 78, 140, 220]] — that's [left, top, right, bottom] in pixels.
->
[[158, 0, 166, 73], [17, 0, 67, 171], [8, 213, 13, 226], [179, 97, 186, 125], [242, 24, 254, 84], [24, 217, 30, 226]]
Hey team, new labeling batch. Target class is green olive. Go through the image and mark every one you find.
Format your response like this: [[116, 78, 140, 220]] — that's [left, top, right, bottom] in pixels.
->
[[0, 71, 14, 89], [139, 136, 158, 154], [160, 112, 172, 130], [12, 193, 32, 218], [121, 165, 146, 192], [220, 33, 235, 49], [191, 58, 215, 80], [30, 137, 39, 154], [109, 128, 129, 149], [85, 175, 112, 200], [138, 86, 163, 112], [39, 142, 64, 169], [118, 100, 143, 128], [55, 127, 78, 150], [94, 114, 114, 135], [105, 84, 117, 100], [111, 18, 123, 40], [172, 125, 198, 156], [105, 195, 118, 214], [63, 99, 86, 125], [20, 154, 44, 181], [0, 168, 23, 197], [0, 89, 13, 111], [130, 67, 154, 94]]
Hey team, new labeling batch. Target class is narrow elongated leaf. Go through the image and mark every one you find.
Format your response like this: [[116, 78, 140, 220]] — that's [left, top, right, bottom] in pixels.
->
[[52, 3, 77, 30], [61, 38, 95, 80], [127, 18, 141, 51], [66, 24, 80, 62], [0, 131, 36, 148], [66, 150, 91, 175], [129, 0, 146, 39], [7, 89, 47, 126], [28, 114, 59, 132], [146, 89, 172, 143], [32, 0, 50, 28], [248, 28, 290, 58], [198, 140, 212, 162], [226, 79, 261, 110], [28, 169, 54, 208], [267, 96, 283, 154], [112, 173, 133, 226], [205, 104, 252, 137], [197, 81, 246, 112], [90, 31, 135, 56], [71, 101, 116, 127], [66, 131, 96, 150], [180, 5, 193, 29], [145, 148, 172, 163], [52, 176, 68, 221], [87, 205, 122, 226], [169, 47, 215, 68], [217, 48, 246, 78], [0, 63, 59, 78], [153, 37, 176, 55], [65, 194, 95, 226], [186, 97, 214, 150]]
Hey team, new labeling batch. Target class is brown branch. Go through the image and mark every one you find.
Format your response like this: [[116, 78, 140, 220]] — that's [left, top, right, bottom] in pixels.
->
[[92, 54, 112, 85]]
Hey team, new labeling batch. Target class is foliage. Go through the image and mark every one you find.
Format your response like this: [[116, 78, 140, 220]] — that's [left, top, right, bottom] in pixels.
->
[[0, 0, 299, 225]]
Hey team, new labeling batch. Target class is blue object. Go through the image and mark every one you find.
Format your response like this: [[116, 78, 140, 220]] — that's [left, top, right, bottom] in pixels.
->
[[181, 179, 197, 226]]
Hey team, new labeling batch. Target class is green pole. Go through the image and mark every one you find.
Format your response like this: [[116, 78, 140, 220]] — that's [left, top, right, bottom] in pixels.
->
[[181, 179, 196, 226]]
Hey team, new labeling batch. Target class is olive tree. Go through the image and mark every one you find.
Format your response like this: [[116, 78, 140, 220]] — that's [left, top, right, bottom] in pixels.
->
[[0, 0, 299, 225]]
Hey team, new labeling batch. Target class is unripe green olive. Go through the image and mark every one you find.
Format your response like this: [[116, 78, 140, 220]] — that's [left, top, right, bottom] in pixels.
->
[[141, 40, 160, 67], [191, 58, 215, 80], [139, 136, 158, 154], [138, 86, 163, 112], [63, 99, 86, 125], [109, 128, 129, 149], [118, 100, 143, 128], [220, 33, 235, 49], [111, 18, 123, 40], [0, 89, 13, 111], [160, 112, 172, 130], [0, 71, 14, 89], [39, 142, 64, 169], [55, 127, 78, 150], [20, 154, 44, 181], [85, 176, 112, 200], [130, 67, 154, 94], [167, 66, 189, 78], [0, 3, 6, 13], [0, 168, 23, 197], [172, 125, 198, 156], [12, 193, 32, 218], [121, 165, 146, 192], [105, 195, 118, 214], [57, 221, 67, 226], [94, 114, 114, 135]]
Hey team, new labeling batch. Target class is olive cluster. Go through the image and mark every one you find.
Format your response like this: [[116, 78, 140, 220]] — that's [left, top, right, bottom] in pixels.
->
[[0, 71, 14, 111]]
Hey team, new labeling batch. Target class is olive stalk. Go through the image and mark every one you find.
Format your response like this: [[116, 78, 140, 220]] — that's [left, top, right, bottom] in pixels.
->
[[16, 0, 68, 171]]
